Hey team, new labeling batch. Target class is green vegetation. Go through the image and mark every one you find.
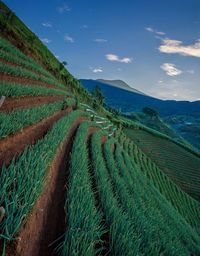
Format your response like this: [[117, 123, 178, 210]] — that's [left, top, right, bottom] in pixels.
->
[[92, 86, 105, 106], [116, 131, 200, 228], [91, 131, 139, 256], [142, 106, 159, 117], [0, 110, 88, 252], [0, 81, 69, 97], [0, 99, 75, 139], [0, 37, 56, 80], [104, 139, 200, 255], [0, 62, 66, 89], [0, 2, 95, 104], [125, 127, 200, 201], [60, 122, 104, 256]]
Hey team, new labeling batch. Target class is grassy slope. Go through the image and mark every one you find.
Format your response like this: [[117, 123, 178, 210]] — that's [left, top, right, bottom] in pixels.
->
[[124, 126, 200, 201], [0, 1, 93, 104]]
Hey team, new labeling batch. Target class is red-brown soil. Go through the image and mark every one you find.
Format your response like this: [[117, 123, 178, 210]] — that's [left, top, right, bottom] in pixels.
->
[[0, 73, 66, 91], [0, 95, 66, 112], [101, 136, 108, 145], [0, 57, 49, 78], [111, 143, 115, 153], [12, 116, 88, 256], [0, 107, 74, 169]]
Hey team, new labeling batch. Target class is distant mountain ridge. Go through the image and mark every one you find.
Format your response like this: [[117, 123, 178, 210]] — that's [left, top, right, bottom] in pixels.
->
[[97, 79, 146, 95], [80, 79, 200, 117]]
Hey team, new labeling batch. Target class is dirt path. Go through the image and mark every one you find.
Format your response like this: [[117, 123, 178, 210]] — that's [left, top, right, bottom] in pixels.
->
[[0, 95, 66, 112], [0, 106, 74, 169], [14, 116, 88, 256], [0, 73, 66, 91]]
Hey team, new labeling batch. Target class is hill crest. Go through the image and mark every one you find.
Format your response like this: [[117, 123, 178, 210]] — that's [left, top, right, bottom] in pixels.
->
[[97, 79, 146, 95]]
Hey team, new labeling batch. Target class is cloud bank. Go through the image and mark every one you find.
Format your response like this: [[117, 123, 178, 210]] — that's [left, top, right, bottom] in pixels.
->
[[64, 35, 74, 43], [146, 27, 165, 36], [159, 38, 200, 57], [106, 54, 132, 63], [160, 63, 182, 76], [92, 67, 103, 73]]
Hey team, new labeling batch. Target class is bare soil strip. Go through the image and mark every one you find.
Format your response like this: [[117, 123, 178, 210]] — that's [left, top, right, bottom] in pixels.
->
[[0, 73, 66, 91], [0, 57, 46, 77], [0, 107, 74, 169], [0, 95, 66, 112], [13, 116, 88, 256]]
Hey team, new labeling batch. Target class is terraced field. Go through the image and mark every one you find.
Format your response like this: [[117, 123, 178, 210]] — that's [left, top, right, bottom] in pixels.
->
[[124, 127, 200, 201], [1, 12, 200, 256]]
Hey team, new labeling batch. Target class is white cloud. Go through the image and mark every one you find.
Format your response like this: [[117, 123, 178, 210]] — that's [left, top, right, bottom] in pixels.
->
[[146, 27, 154, 33], [156, 31, 165, 36], [57, 3, 71, 13], [64, 35, 74, 43], [92, 67, 103, 73], [41, 38, 51, 44], [106, 54, 132, 63], [159, 38, 200, 57], [42, 22, 52, 28], [146, 27, 165, 36], [81, 25, 88, 29], [187, 69, 195, 74], [94, 38, 108, 43], [160, 63, 182, 76]]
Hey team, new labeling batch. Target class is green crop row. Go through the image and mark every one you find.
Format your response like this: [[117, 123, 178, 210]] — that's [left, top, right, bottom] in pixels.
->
[[123, 119, 200, 157], [59, 122, 104, 256], [0, 37, 34, 63], [0, 98, 76, 139], [106, 138, 193, 255], [91, 131, 139, 256], [0, 48, 56, 81], [0, 37, 56, 80], [113, 142, 200, 255], [0, 62, 66, 89], [124, 134, 200, 230], [126, 134, 200, 227], [0, 81, 69, 97], [0, 110, 88, 254]]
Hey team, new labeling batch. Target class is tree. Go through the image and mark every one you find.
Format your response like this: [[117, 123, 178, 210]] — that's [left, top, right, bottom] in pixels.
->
[[62, 61, 67, 66], [142, 107, 159, 118], [92, 86, 105, 106]]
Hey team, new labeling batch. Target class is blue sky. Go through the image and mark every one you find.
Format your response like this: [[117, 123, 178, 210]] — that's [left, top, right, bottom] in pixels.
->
[[4, 0, 200, 101]]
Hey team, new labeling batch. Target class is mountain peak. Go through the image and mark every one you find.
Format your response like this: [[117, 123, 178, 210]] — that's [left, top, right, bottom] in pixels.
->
[[96, 79, 146, 95]]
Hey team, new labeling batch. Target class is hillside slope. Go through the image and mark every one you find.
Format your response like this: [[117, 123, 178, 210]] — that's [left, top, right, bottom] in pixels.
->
[[0, 2, 200, 256], [80, 78, 200, 117], [124, 125, 200, 201]]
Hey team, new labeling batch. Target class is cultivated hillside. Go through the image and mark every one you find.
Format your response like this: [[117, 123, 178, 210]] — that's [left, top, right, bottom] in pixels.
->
[[0, 2, 200, 256]]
